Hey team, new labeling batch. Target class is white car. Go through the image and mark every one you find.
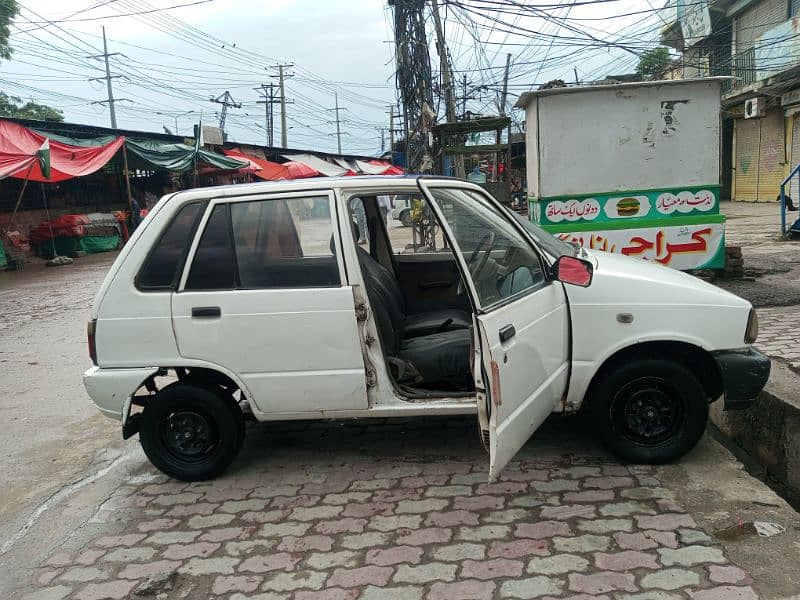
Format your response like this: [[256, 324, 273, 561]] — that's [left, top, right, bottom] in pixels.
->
[[84, 177, 769, 481]]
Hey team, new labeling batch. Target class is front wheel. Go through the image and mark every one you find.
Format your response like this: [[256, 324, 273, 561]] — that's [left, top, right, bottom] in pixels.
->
[[139, 384, 245, 481], [399, 209, 413, 227], [588, 359, 708, 464]]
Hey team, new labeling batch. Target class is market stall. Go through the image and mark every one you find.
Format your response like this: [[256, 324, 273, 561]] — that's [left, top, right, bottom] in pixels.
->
[[515, 78, 726, 270]]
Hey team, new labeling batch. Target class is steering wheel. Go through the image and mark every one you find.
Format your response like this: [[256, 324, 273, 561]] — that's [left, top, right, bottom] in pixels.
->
[[468, 231, 495, 279]]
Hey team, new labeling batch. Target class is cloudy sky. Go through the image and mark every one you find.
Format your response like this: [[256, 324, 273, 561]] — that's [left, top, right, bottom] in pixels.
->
[[1, 0, 666, 155]]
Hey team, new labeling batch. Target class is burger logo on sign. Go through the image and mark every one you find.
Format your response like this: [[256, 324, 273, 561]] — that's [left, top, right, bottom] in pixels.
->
[[604, 195, 650, 219]]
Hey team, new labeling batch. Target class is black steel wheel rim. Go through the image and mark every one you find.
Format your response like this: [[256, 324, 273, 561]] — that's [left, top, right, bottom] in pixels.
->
[[160, 409, 217, 462], [610, 377, 684, 445]]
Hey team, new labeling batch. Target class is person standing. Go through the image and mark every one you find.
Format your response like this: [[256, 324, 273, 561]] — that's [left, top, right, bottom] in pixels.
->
[[377, 194, 393, 225]]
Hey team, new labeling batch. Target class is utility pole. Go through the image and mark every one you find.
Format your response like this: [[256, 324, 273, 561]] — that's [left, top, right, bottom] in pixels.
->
[[269, 64, 293, 148], [255, 83, 279, 146], [430, 0, 457, 124], [209, 91, 241, 133], [430, 0, 463, 178], [328, 92, 344, 154], [88, 26, 123, 129], [377, 127, 386, 153], [388, 105, 395, 161], [499, 53, 512, 117]]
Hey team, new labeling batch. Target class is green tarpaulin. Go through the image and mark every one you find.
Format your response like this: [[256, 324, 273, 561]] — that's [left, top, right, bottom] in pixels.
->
[[38, 235, 120, 258], [31, 129, 248, 173], [125, 139, 248, 172], [0, 244, 6, 268]]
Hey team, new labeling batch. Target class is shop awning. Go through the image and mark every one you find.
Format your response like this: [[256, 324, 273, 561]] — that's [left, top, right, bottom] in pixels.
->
[[0, 119, 124, 182], [126, 139, 249, 172], [282, 153, 348, 177], [29, 127, 250, 174], [223, 148, 293, 180]]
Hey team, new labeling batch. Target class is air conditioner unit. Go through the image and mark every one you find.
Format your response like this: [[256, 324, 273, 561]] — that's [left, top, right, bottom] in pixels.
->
[[744, 97, 766, 119]]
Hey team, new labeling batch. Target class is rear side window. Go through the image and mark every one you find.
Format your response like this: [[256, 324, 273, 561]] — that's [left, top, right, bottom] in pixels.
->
[[186, 204, 237, 290], [184, 196, 340, 290], [136, 201, 206, 290]]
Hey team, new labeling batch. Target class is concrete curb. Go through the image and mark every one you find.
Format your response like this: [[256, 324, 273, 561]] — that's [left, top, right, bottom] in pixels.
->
[[710, 359, 800, 504]]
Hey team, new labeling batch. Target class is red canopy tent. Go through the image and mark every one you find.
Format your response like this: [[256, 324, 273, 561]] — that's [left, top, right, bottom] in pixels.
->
[[0, 119, 125, 182], [223, 148, 318, 180]]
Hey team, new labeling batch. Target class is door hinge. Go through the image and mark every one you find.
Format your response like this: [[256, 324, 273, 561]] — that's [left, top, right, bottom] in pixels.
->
[[365, 369, 377, 388], [355, 301, 369, 322]]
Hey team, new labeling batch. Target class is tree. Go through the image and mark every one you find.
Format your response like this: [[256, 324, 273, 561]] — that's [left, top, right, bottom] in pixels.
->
[[0, 92, 64, 122], [637, 47, 671, 77], [0, 0, 20, 60]]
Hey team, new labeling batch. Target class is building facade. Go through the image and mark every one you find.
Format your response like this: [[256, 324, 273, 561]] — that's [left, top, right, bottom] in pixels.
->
[[662, 0, 800, 201]]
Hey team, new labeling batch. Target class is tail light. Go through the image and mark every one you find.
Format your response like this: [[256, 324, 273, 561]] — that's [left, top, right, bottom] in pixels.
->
[[87, 319, 98, 365]]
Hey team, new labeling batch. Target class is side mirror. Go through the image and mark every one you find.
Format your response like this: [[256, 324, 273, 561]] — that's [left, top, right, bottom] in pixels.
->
[[553, 255, 593, 287]]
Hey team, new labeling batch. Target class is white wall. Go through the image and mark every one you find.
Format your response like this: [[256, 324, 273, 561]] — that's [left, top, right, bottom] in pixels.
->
[[533, 80, 721, 197]]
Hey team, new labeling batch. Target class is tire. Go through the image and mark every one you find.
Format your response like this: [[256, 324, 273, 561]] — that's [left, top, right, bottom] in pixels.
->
[[399, 209, 413, 227], [139, 383, 245, 481], [588, 359, 708, 464]]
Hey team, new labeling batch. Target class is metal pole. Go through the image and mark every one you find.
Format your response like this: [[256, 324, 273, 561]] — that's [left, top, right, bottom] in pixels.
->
[[279, 65, 288, 148], [122, 142, 134, 211], [388, 105, 395, 164], [102, 26, 117, 129], [334, 92, 342, 154], [500, 53, 511, 116]]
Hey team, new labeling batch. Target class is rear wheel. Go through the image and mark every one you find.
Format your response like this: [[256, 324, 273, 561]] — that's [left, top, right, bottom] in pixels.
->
[[139, 384, 245, 481], [589, 359, 708, 464]]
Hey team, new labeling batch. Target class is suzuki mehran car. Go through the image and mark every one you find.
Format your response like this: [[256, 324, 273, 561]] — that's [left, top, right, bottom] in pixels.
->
[[83, 177, 770, 481]]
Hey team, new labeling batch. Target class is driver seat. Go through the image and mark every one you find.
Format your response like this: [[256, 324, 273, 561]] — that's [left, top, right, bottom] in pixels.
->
[[360, 254, 472, 388], [356, 247, 471, 338]]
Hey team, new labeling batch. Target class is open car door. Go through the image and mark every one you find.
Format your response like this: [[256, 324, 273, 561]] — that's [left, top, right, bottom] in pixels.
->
[[419, 180, 571, 480]]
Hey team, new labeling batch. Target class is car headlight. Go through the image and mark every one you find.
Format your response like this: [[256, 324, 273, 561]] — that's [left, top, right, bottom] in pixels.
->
[[744, 308, 758, 344]]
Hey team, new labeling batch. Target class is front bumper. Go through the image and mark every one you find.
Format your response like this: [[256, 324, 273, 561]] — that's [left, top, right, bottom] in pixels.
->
[[711, 347, 771, 410]]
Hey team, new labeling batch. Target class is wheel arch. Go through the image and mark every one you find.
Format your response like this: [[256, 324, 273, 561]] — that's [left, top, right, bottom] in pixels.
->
[[582, 340, 724, 410], [124, 363, 249, 435]]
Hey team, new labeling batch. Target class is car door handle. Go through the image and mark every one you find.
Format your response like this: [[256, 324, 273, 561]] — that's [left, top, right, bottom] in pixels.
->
[[191, 306, 221, 318], [499, 324, 516, 343]]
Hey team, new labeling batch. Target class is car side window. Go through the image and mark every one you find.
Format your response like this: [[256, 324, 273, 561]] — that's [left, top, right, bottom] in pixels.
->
[[186, 204, 237, 290], [428, 187, 547, 307], [136, 201, 206, 290], [185, 196, 340, 291]]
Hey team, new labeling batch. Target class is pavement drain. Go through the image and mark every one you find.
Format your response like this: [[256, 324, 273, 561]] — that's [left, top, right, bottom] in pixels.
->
[[20, 457, 759, 600]]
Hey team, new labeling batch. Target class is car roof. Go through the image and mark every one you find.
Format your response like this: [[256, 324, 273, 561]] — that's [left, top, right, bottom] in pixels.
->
[[164, 175, 465, 205]]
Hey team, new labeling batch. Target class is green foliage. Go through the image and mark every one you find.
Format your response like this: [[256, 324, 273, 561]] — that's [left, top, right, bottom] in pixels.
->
[[637, 47, 671, 76], [0, 0, 19, 60], [0, 92, 64, 122]]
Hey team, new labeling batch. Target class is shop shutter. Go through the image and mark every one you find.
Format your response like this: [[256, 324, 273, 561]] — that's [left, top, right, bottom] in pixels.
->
[[759, 109, 785, 201], [735, 109, 785, 201], [792, 0, 800, 17], [735, 117, 760, 201], [790, 113, 800, 199], [736, 0, 787, 51]]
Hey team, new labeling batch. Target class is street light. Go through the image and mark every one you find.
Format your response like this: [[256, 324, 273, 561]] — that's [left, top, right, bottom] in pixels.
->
[[157, 110, 195, 135]]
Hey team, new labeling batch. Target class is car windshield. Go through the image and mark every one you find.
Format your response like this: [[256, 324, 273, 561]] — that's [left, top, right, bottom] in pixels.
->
[[511, 212, 576, 258]]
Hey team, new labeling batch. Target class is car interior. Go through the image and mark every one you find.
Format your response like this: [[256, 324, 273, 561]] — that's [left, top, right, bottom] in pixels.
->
[[347, 193, 476, 396]]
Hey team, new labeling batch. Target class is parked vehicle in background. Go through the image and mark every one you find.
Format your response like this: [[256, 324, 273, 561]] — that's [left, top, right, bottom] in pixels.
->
[[391, 195, 413, 226], [83, 176, 770, 481]]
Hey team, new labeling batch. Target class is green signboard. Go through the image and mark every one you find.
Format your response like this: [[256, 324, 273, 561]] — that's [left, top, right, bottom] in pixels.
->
[[530, 184, 720, 229]]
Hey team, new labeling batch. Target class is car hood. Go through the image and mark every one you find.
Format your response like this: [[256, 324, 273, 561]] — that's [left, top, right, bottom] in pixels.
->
[[577, 249, 751, 309]]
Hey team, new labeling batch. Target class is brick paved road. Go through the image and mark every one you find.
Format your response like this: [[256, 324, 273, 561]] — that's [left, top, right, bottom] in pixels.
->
[[755, 307, 800, 371], [13, 418, 764, 600]]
